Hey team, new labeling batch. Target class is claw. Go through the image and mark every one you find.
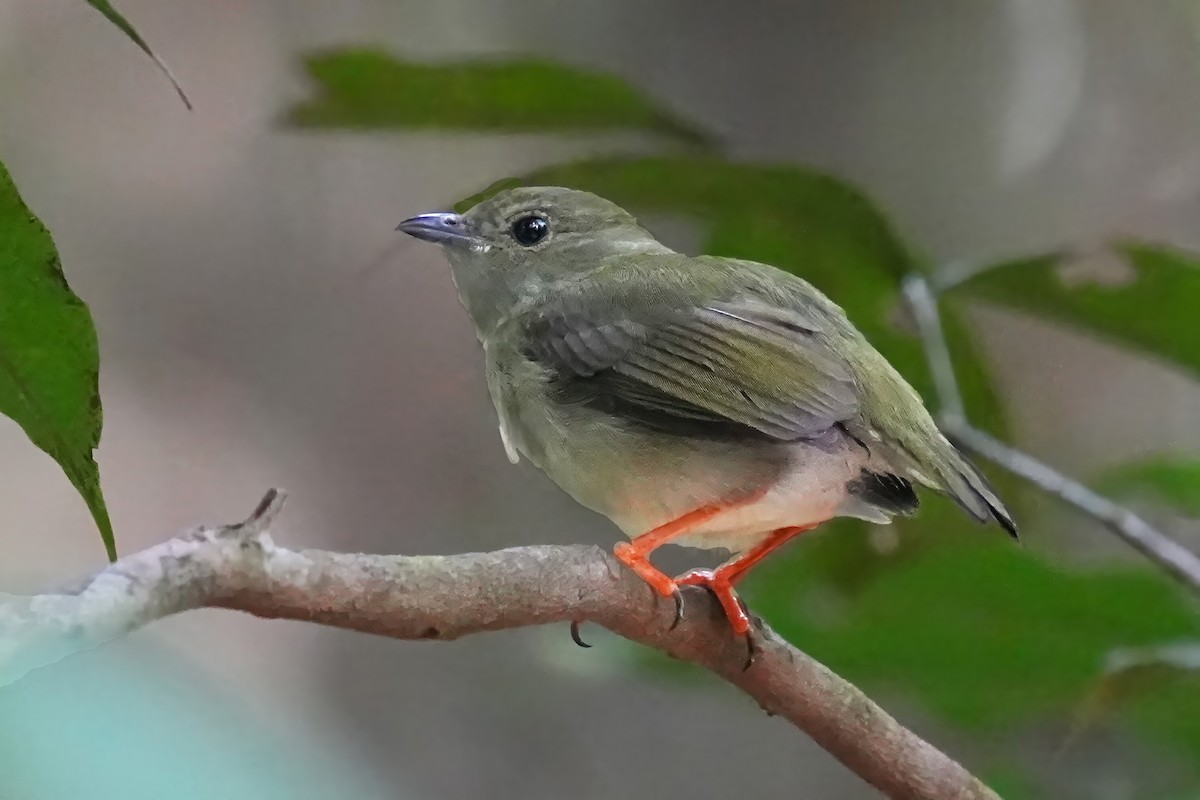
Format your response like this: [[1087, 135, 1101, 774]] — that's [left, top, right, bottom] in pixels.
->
[[669, 588, 685, 630], [743, 632, 759, 671], [569, 621, 592, 648], [676, 568, 752, 637]]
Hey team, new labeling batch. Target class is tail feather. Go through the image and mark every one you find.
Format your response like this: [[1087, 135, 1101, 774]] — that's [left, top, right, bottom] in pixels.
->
[[936, 446, 1018, 539]]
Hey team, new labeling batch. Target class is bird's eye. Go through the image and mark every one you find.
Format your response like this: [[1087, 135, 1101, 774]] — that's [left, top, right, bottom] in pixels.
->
[[511, 215, 549, 246]]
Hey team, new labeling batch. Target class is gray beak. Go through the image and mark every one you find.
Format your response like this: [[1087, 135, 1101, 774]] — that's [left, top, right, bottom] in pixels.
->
[[396, 212, 475, 245]]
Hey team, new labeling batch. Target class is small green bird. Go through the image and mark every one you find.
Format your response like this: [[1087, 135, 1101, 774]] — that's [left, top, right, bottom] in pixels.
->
[[399, 187, 1015, 645]]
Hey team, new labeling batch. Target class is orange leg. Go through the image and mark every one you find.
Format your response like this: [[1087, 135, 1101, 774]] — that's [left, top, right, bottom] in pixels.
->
[[612, 487, 771, 600], [574, 497, 764, 650], [677, 524, 817, 636], [612, 503, 728, 599]]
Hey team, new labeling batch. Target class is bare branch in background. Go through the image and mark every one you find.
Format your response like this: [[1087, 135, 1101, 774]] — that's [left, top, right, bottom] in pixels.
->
[[0, 490, 1000, 800], [903, 274, 1200, 595]]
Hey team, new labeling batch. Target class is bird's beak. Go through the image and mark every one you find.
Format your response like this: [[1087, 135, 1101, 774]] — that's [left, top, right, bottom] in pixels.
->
[[396, 212, 476, 246]]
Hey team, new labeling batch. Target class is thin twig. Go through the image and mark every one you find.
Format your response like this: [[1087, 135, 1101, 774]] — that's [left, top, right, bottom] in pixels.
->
[[903, 276, 966, 424], [904, 273, 1200, 595], [0, 490, 1000, 800], [929, 249, 1069, 293]]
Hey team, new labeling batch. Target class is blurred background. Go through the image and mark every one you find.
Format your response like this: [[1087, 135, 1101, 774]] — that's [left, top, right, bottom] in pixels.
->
[[3, 1, 1200, 798]]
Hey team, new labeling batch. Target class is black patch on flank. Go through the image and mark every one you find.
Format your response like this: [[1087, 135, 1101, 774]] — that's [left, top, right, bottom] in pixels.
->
[[846, 469, 919, 516]]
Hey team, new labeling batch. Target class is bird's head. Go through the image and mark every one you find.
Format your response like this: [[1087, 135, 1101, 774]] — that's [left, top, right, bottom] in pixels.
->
[[398, 186, 670, 331]]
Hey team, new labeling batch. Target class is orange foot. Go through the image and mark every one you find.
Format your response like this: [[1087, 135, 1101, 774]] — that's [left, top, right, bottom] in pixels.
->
[[678, 568, 760, 669], [612, 541, 685, 628], [605, 507, 817, 669], [676, 568, 752, 636]]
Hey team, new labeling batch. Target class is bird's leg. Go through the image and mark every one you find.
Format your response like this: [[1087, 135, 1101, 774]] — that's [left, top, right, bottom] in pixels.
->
[[579, 492, 769, 646], [613, 502, 728, 627], [724, 524, 817, 586], [677, 524, 816, 650], [572, 506, 724, 647]]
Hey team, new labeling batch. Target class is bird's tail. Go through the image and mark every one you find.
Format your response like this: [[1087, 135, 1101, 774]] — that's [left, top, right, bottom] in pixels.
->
[[931, 438, 1018, 538]]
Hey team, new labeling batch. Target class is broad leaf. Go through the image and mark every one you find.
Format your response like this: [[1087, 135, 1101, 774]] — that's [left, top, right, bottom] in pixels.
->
[[0, 162, 115, 559], [792, 544, 1200, 729], [1096, 457, 1200, 516], [527, 156, 913, 279], [86, 0, 191, 109], [1079, 641, 1200, 729], [763, 540, 1200, 775], [284, 49, 711, 146], [953, 243, 1200, 380], [455, 177, 524, 214]]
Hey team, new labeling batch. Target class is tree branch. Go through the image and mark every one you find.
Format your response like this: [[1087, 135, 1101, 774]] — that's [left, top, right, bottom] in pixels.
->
[[903, 274, 1200, 595], [0, 489, 999, 800]]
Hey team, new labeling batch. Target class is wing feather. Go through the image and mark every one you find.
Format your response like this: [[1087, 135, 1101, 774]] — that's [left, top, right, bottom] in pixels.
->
[[522, 296, 858, 441]]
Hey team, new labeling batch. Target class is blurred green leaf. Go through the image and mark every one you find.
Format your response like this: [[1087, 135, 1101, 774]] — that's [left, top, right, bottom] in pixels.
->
[[789, 543, 1200, 730], [0, 162, 115, 560], [1073, 641, 1200, 739], [954, 243, 1200, 380], [1096, 457, 1200, 516], [85, 0, 191, 109], [455, 176, 524, 214], [982, 765, 1043, 800], [285, 49, 712, 146], [659, 535, 1200, 772], [527, 156, 913, 279]]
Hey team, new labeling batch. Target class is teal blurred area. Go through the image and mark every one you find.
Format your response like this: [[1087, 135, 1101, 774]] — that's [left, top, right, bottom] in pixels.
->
[[0, 645, 396, 800]]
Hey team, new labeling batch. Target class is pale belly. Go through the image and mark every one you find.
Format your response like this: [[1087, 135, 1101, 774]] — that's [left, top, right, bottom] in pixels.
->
[[666, 444, 865, 551], [509, 401, 872, 555]]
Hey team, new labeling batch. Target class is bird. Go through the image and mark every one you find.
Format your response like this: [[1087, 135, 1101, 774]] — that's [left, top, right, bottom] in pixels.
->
[[398, 186, 1016, 654]]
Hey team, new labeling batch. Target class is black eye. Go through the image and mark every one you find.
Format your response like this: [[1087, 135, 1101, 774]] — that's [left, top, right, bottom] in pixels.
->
[[511, 215, 549, 246]]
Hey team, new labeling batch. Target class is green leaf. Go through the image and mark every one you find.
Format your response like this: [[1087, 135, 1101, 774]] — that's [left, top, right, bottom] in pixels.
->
[[761, 539, 1200, 774], [283, 49, 712, 146], [954, 242, 1200, 380], [0, 161, 115, 560], [526, 156, 913, 279], [1096, 457, 1200, 516], [85, 0, 191, 109], [455, 177, 524, 214], [794, 543, 1200, 729], [1083, 640, 1200, 727]]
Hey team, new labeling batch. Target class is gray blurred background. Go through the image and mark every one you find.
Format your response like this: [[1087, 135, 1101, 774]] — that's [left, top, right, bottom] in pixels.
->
[[3, 1, 1200, 797]]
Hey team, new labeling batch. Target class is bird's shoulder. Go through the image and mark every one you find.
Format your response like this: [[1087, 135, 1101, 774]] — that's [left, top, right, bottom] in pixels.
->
[[505, 252, 850, 330], [488, 253, 875, 442]]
